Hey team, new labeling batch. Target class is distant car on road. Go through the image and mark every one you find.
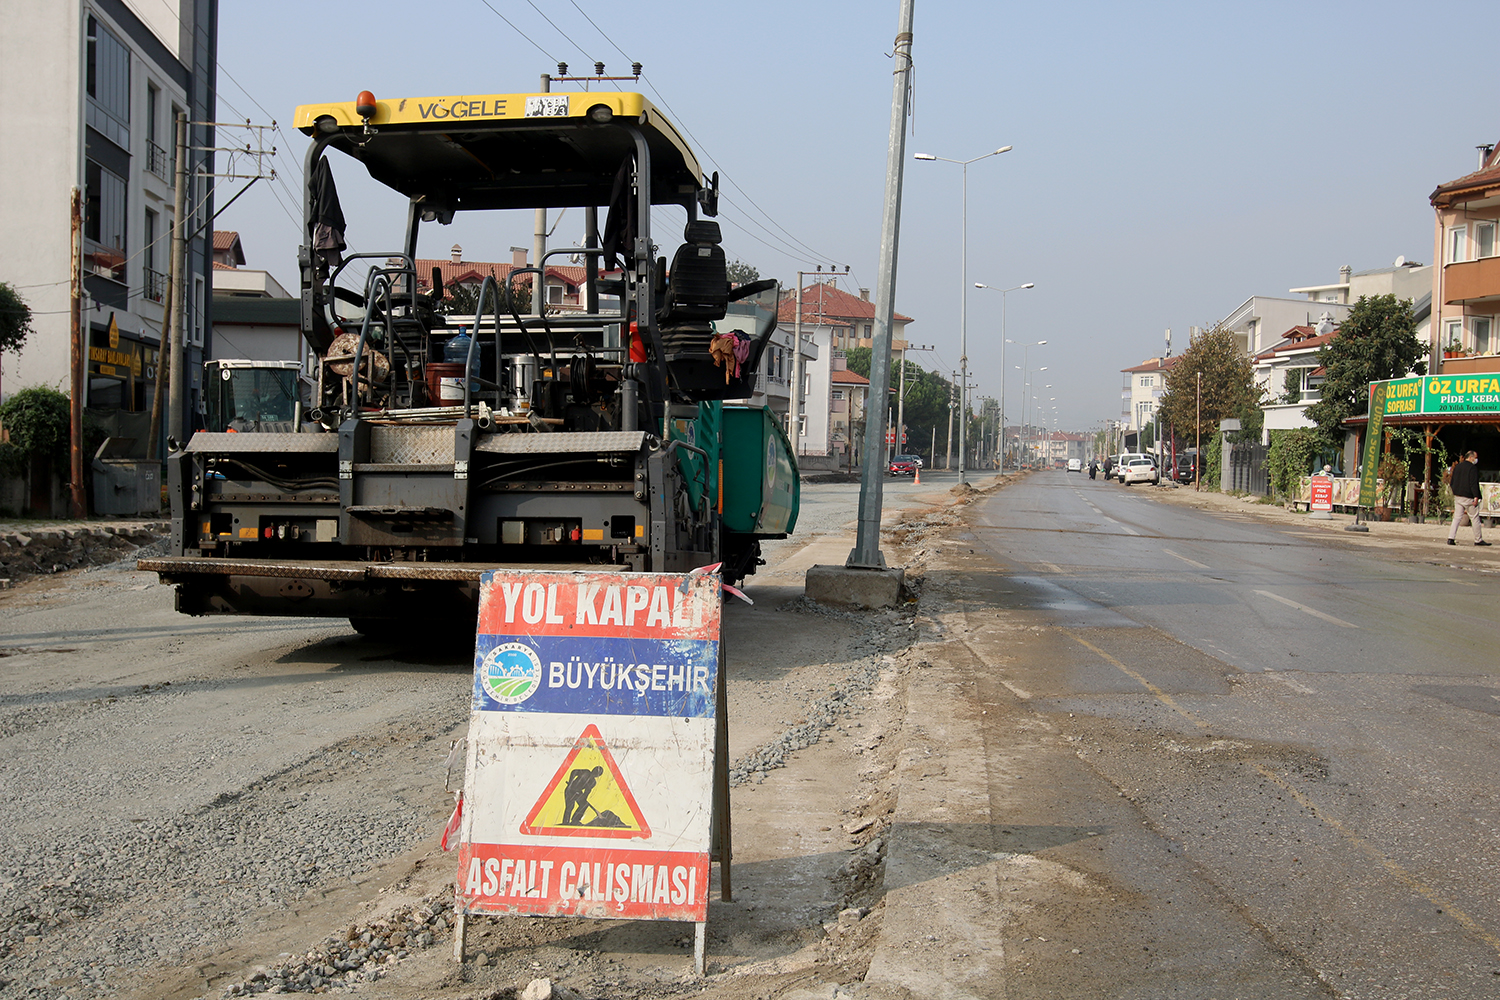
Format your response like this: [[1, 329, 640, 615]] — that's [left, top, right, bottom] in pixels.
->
[[1067, 458, 1082, 473], [1121, 457, 1160, 485], [887, 455, 919, 476]]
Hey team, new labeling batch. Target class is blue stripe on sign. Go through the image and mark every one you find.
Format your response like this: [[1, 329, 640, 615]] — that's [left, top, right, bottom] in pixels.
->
[[472, 635, 718, 718]]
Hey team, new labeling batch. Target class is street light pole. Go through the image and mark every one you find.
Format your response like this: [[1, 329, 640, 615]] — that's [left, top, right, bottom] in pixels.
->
[[915, 146, 1012, 485], [974, 282, 1033, 470]]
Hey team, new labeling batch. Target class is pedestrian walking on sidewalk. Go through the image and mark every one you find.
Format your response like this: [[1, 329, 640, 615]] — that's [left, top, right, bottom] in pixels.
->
[[1447, 450, 1489, 547]]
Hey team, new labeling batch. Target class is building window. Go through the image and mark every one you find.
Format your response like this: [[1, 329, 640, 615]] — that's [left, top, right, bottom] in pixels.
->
[[1445, 318, 1464, 351], [84, 159, 127, 282], [1477, 221, 1497, 260], [192, 276, 205, 346], [1448, 226, 1468, 265], [863, 324, 871, 337], [1475, 316, 1493, 354], [143, 209, 165, 302], [832, 389, 845, 401], [86, 16, 130, 148], [1140, 375, 1154, 388]]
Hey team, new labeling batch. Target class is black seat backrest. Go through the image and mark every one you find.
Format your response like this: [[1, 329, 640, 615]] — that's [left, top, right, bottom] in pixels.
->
[[658, 221, 728, 324]]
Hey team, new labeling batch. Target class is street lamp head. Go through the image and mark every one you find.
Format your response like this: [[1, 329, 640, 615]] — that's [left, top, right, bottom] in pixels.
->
[[913, 153, 936, 161], [994, 146, 1013, 155], [1022, 282, 1035, 289], [974, 282, 987, 288], [1037, 339, 1048, 345]]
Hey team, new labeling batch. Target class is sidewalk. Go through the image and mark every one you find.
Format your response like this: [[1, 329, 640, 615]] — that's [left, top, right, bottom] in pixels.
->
[[1141, 482, 1498, 568]]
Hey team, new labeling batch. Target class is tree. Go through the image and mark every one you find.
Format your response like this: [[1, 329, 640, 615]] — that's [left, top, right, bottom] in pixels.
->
[[440, 271, 530, 318], [1304, 294, 1426, 451], [1156, 325, 1258, 444], [725, 260, 760, 287], [0, 281, 36, 355]]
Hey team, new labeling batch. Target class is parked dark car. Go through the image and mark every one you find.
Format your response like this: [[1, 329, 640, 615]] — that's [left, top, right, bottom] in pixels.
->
[[1174, 450, 1202, 483], [887, 455, 918, 476]]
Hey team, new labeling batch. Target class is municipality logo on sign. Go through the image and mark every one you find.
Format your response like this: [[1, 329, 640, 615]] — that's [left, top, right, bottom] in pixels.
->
[[480, 642, 543, 704]]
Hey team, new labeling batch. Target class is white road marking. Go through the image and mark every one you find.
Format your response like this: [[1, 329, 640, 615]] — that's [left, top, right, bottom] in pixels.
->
[[999, 679, 1032, 701], [1162, 548, 1209, 569], [1119, 524, 1140, 535], [1264, 671, 1317, 694], [1039, 562, 1063, 574], [1253, 589, 1358, 629]]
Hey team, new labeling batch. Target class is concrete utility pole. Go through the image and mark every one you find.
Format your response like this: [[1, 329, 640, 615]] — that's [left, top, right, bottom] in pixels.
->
[[846, 0, 914, 573]]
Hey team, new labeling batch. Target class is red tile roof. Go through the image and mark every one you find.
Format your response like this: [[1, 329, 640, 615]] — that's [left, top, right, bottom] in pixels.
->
[[1120, 356, 1181, 374], [1255, 327, 1337, 361], [411, 258, 591, 292], [831, 369, 871, 385], [777, 282, 913, 325], [1431, 145, 1500, 207], [213, 230, 240, 252]]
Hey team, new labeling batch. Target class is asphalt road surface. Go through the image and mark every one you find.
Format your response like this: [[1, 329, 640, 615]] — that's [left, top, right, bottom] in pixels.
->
[[937, 469, 1500, 998]]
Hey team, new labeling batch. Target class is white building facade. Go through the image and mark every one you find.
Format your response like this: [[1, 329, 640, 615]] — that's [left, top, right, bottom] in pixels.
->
[[0, 0, 217, 443]]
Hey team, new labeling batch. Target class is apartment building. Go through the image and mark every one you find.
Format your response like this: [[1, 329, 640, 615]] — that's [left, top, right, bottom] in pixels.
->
[[1, 0, 218, 444]]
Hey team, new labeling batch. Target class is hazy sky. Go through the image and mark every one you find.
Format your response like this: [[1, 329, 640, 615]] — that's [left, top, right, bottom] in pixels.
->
[[211, 0, 1497, 433]]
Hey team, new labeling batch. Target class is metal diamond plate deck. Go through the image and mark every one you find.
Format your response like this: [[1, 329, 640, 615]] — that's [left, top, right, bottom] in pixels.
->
[[475, 431, 647, 455], [370, 425, 455, 464]]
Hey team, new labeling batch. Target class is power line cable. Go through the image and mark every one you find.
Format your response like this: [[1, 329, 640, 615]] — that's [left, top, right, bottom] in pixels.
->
[[475, 0, 559, 62], [524, 0, 597, 63]]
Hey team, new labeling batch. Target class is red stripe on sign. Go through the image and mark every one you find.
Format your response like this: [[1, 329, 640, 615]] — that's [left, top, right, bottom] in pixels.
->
[[477, 572, 720, 641], [456, 843, 709, 922]]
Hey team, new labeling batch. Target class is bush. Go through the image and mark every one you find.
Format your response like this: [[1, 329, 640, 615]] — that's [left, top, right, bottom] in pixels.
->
[[0, 386, 72, 470], [1203, 434, 1222, 490], [1266, 428, 1319, 499]]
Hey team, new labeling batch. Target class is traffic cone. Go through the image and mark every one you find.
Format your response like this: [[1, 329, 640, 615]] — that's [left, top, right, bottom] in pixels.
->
[[914, 465, 921, 485]]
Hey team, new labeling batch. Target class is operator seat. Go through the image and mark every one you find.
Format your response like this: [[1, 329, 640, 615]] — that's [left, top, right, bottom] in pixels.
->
[[657, 221, 736, 400]]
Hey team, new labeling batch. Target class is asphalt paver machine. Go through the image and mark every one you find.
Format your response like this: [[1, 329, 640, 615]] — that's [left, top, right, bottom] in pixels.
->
[[142, 89, 798, 634]]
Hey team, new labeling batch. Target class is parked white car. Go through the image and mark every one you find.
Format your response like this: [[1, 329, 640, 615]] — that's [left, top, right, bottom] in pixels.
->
[[1121, 457, 1160, 485], [1067, 458, 1082, 473]]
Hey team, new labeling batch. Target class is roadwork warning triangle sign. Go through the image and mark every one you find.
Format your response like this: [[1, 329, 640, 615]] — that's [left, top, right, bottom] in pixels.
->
[[520, 724, 651, 839]]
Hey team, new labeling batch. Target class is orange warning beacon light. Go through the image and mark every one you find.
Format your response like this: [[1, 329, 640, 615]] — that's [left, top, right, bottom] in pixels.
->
[[355, 91, 377, 119]]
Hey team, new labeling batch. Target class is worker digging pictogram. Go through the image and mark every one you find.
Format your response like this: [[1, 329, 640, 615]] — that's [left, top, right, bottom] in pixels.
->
[[520, 724, 650, 838]]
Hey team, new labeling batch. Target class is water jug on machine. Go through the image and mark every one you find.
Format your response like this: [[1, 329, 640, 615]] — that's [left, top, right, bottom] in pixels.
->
[[444, 327, 473, 363], [429, 327, 476, 405]]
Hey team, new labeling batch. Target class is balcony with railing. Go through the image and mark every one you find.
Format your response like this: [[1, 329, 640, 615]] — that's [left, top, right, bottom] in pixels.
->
[[143, 267, 168, 304], [147, 140, 171, 182]]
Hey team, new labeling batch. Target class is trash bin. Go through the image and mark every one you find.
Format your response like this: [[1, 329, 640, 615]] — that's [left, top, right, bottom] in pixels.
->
[[91, 438, 162, 516]]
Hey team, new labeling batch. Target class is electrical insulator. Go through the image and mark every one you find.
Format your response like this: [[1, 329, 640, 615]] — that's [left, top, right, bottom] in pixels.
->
[[594, 62, 605, 76]]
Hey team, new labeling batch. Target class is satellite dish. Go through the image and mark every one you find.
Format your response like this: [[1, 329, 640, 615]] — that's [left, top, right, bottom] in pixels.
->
[[1394, 255, 1407, 267]]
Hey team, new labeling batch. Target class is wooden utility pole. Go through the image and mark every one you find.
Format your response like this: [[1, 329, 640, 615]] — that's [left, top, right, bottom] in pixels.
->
[[149, 112, 187, 457], [69, 188, 86, 518], [1195, 371, 1202, 492]]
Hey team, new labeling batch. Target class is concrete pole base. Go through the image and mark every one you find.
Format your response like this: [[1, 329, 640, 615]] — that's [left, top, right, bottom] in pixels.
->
[[1309, 511, 1333, 520], [1344, 524, 1370, 532], [805, 564, 906, 610]]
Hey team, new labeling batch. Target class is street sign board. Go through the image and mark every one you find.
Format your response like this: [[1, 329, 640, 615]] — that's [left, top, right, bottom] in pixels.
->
[[1373, 375, 1500, 417], [1310, 475, 1333, 512], [1359, 382, 1389, 507], [454, 570, 721, 924]]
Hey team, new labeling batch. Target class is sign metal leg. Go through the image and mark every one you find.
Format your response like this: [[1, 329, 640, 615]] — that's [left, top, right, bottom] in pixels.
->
[[694, 921, 707, 976]]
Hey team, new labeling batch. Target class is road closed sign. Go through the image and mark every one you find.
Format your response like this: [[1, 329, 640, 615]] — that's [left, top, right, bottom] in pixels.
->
[[454, 570, 721, 924]]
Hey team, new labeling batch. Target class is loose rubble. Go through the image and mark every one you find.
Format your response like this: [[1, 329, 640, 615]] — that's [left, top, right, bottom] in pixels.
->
[[0, 522, 166, 586], [214, 893, 455, 996]]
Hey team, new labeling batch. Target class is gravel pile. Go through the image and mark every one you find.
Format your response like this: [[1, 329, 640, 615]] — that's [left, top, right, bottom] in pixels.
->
[[213, 893, 455, 996], [0, 732, 442, 998], [729, 601, 914, 787]]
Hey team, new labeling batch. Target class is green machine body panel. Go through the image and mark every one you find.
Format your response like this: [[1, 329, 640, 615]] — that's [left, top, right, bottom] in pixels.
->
[[721, 404, 799, 536]]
